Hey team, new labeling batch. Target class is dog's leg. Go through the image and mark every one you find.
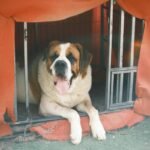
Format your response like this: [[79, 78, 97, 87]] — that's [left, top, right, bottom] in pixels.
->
[[76, 99, 106, 140], [39, 100, 82, 144]]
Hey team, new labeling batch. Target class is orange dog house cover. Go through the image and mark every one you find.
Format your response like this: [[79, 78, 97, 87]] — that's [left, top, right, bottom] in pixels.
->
[[0, 0, 150, 137]]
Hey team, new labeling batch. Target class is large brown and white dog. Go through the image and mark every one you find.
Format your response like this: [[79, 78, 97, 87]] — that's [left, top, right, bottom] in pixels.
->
[[17, 41, 106, 144]]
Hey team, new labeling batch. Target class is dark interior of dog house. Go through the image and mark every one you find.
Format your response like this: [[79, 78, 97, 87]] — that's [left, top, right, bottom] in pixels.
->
[[13, 1, 144, 125]]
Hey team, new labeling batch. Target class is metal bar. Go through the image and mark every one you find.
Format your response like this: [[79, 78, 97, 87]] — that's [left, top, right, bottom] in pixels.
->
[[111, 70, 136, 76], [109, 101, 134, 110], [14, 48, 18, 120], [116, 10, 125, 103], [110, 73, 114, 105], [105, 0, 114, 109], [129, 17, 136, 66], [118, 73, 124, 103], [128, 17, 136, 102], [9, 112, 87, 126], [23, 23, 30, 118], [118, 10, 125, 68], [111, 66, 137, 72], [127, 72, 134, 101], [111, 69, 137, 74], [115, 74, 119, 103]]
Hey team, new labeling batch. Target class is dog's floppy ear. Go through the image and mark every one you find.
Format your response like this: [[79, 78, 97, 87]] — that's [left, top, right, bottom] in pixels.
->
[[43, 41, 60, 61], [74, 43, 92, 78]]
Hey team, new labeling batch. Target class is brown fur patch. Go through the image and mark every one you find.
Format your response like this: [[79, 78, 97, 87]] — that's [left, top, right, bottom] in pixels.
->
[[66, 44, 80, 76], [46, 58, 52, 73], [45, 41, 92, 78], [72, 43, 92, 78], [46, 41, 61, 72]]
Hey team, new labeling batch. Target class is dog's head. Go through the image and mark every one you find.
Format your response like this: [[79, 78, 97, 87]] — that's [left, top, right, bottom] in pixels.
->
[[43, 41, 92, 94]]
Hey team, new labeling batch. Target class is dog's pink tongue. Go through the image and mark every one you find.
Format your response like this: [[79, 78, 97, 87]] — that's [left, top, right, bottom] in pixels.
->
[[55, 79, 70, 95]]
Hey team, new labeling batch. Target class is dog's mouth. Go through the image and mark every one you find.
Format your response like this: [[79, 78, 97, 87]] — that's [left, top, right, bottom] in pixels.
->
[[54, 76, 70, 95]]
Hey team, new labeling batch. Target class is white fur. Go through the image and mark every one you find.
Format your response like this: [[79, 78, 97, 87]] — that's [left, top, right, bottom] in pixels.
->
[[16, 65, 37, 104], [16, 43, 106, 144], [38, 58, 92, 108], [77, 104, 106, 140], [50, 43, 72, 80], [38, 59, 106, 144]]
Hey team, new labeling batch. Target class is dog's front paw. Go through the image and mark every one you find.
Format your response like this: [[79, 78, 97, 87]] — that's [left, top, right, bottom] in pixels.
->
[[92, 126, 106, 140], [91, 121, 106, 140], [70, 126, 82, 144]]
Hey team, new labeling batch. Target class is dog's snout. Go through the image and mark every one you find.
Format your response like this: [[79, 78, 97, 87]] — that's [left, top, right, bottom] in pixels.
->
[[55, 60, 67, 69], [54, 60, 67, 77]]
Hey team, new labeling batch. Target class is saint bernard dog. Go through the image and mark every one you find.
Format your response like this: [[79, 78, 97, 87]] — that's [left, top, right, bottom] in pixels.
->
[[17, 41, 106, 144]]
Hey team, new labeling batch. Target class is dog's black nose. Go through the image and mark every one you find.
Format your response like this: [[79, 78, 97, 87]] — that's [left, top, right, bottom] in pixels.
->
[[54, 60, 67, 77]]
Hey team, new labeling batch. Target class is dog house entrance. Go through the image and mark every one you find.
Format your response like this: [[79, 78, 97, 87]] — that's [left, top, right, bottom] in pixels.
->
[[14, 0, 143, 125]]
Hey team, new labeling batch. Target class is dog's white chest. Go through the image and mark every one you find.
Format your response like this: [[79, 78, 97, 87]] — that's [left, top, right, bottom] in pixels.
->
[[57, 94, 84, 108]]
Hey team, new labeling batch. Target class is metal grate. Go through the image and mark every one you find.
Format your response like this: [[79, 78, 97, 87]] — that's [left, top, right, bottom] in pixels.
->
[[105, 0, 142, 110]]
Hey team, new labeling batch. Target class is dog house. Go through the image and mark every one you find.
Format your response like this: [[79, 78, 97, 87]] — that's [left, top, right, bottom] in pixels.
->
[[0, 0, 150, 141]]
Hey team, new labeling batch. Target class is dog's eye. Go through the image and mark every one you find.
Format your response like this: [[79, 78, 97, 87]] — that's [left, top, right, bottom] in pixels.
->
[[50, 53, 58, 61], [67, 54, 76, 64]]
